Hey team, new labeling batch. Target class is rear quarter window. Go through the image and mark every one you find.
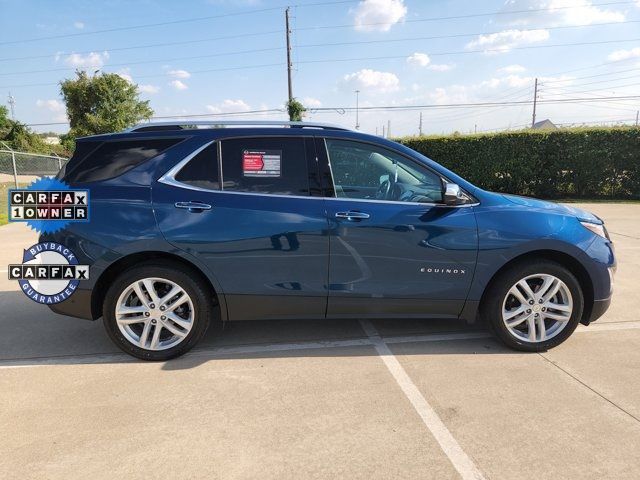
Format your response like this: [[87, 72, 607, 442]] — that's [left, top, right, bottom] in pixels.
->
[[61, 138, 182, 184]]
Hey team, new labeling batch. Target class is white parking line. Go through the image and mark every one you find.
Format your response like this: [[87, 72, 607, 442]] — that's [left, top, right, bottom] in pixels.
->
[[359, 320, 486, 480]]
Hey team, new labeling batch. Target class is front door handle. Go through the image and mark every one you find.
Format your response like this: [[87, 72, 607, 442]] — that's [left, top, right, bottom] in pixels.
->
[[174, 201, 212, 212], [335, 211, 370, 221]]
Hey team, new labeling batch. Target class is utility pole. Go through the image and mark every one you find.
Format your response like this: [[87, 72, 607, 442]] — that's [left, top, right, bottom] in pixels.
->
[[531, 77, 538, 128], [285, 7, 293, 107], [636, 110, 639, 126], [382, 124, 385, 138], [387, 120, 391, 138], [7, 92, 15, 120], [419, 112, 423, 136], [355, 90, 360, 130], [474, 124, 477, 134]]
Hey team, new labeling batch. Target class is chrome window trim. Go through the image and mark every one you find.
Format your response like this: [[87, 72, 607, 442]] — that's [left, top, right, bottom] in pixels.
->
[[158, 137, 478, 208], [217, 140, 224, 190], [155, 186, 477, 207], [320, 135, 479, 206]]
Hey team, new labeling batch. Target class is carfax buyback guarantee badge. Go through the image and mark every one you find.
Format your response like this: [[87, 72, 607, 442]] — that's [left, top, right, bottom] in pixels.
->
[[8, 242, 89, 304]]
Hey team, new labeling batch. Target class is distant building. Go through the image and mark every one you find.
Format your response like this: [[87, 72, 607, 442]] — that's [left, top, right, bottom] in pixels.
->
[[531, 119, 558, 130], [43, 136, 60, 145]]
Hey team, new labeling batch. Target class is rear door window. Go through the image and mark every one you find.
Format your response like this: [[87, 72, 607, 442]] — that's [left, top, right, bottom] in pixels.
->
[[220, 137, 309, 196], [62, 138, 182, 184]]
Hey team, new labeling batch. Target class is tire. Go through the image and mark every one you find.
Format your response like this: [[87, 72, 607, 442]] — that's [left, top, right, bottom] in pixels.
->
[[103, 261, 213, 361], [481, 259, 584, 352]]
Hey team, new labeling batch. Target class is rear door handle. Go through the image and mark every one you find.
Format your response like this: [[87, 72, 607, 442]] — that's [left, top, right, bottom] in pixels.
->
[[174, 201, 212, 212], [335, 211, 370, 221]]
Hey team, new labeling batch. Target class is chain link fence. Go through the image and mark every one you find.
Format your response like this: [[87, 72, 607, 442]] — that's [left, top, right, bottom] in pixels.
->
[[0, 145, 68, 188]]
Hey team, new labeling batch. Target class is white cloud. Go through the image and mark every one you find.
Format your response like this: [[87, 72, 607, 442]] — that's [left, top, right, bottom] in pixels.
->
[[116, 68, 133, 83], [500, 0, 625, 26], [466, 29, 549, 54], [407, 54, 454, 71], [428, 63, 455, 72], [499, 64, 526, 73], [428, 86, 469, 105], [302, 97, 322, 108], [74, 21, 84, 29], [342, 69, 400, 93], [607, 47, 640, 62], [168, 69, 191, 79], [63, 51, 109, 70], [169, 80, 188, 91], [36, 99, 67, 122], [407, 52, 430, 67], [352, 0, 407, 32], [206, 99, 252, 113], [36, 99, 65, 112], [139, 84, 160, 94], [478, 73, 573, 90]]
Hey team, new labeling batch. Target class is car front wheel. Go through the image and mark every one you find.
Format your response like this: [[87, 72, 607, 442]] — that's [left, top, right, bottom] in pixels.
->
[[482, 260, 584, 352], [103, 262, 212, 361]]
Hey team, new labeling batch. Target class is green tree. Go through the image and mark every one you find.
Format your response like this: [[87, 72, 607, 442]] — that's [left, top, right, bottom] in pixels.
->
[[0, 106, 11, 138], [60, 71, 153, 143], [0, 105, 66, 155], [286, 98, 306, 121]]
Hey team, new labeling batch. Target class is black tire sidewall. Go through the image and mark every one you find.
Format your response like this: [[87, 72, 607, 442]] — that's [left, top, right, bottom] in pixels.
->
[[103, 263, 211, 361], [482, 260, 584, 352]]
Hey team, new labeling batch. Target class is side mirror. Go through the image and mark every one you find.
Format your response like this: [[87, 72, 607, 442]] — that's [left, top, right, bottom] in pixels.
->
[[443, 183, 466, 206]]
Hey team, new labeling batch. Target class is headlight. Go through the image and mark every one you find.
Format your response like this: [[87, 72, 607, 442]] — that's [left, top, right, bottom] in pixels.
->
[[580, 221, 609, 240]]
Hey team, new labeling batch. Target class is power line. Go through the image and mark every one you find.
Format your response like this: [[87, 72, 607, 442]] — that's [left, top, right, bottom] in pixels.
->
[[0, 30, 282, 63], [23, 95, 640, 128], [295, 19, 640, 49], [297, 37, 640, 63], [311, 95, 640, 112], [543, 73, 640, 89], [293, 1, 637, 31], [7, 17, 637, 65], [0, 47, 284, 77], [0, 63, 285, 89], [0, 1, 357, 46], [25, 108, 287, 127], [6, 34, 640, 83], [0, 7, 285, 46]]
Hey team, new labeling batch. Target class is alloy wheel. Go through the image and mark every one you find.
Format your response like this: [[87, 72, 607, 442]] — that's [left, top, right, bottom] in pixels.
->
[[501, 273, 573, 343], [115, 277, 194, 350]]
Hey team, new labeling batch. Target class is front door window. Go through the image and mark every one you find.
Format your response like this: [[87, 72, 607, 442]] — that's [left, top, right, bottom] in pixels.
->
[[325, 139, 444, 203]]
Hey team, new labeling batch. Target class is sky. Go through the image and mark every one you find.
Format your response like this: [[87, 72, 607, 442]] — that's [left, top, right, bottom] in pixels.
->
[[1, 0, 640, 136]]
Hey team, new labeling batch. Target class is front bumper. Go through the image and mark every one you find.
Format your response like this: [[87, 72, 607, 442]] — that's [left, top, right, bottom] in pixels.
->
[[583, 296, 612, 325]]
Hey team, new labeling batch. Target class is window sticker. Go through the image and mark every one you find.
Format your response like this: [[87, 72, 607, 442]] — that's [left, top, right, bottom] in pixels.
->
[[242, 149, 282, 177]]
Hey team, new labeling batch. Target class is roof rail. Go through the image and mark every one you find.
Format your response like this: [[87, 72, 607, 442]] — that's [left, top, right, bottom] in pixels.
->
[[126, 120, 350, 133]]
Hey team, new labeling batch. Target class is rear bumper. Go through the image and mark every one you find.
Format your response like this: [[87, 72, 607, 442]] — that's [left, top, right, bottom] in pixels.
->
[[48, 288, 96, 321]]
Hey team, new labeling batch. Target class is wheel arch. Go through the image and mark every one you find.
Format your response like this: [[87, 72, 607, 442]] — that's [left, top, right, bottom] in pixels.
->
[[478, 249, 594, 325], [91, 251, 227, 322]]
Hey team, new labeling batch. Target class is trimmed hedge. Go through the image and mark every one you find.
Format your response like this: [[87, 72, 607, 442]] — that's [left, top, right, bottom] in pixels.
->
[[398, 128, 640, 199]]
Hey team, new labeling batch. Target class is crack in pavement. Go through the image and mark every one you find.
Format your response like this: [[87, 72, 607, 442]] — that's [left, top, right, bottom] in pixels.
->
[[537, 352, 640, 425]]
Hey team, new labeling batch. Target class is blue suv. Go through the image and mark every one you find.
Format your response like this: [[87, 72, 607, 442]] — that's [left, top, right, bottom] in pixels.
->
[[45, 121, 615, 360]]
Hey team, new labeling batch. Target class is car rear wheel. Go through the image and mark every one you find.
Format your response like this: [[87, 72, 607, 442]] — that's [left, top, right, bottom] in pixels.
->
[[481, 260, 584, 352], [103, 262, 212, 361]]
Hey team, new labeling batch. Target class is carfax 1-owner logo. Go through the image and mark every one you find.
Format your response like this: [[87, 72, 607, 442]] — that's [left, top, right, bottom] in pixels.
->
[[8, 177, 89, 234], [8, 242, 89, 304]]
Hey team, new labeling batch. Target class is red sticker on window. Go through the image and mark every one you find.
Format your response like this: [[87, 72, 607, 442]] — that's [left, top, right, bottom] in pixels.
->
[[242, 150, 281, 177]]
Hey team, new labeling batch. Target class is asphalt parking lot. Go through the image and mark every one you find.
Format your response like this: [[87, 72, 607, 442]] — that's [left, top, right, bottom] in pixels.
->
[[1, 203, 639, 480]]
